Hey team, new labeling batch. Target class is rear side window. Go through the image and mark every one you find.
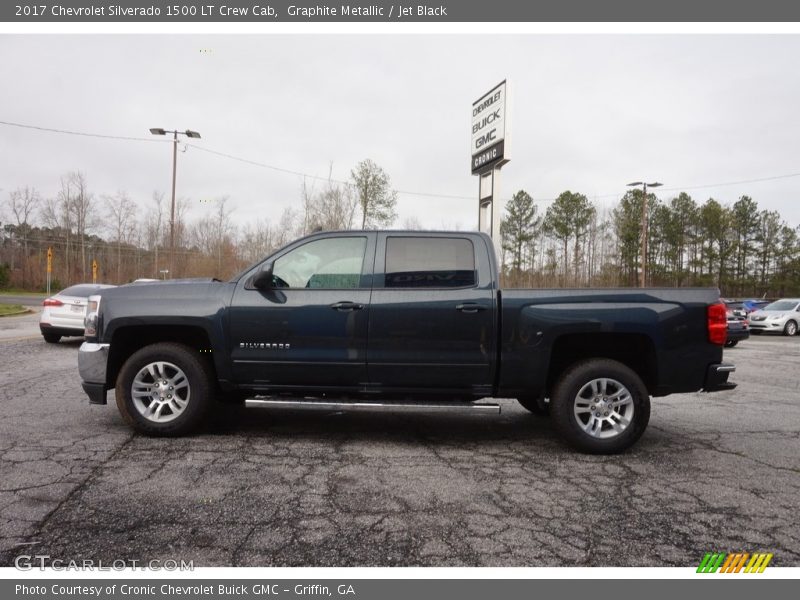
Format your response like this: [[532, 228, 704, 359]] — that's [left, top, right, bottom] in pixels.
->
[[385, 237, 476, 288]]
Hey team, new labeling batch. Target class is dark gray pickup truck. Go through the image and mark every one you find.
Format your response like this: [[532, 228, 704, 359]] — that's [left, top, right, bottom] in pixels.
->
[[78, 230, 735, 453]]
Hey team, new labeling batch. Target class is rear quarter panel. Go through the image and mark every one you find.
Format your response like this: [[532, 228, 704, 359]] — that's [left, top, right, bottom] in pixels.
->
[[498, 288, 723, 397]]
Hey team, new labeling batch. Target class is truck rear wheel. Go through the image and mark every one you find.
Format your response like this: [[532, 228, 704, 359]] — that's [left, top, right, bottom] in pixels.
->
[[550, 358, 650, 454], [115, 342, 213, 436]]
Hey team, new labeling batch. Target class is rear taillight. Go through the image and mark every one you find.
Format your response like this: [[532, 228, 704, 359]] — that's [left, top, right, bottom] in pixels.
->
[[43, 298, 63, 307], [708, 303, 727, 345]]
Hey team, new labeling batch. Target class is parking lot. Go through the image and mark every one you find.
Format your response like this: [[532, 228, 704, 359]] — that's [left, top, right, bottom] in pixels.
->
[[0, 309, 798, 567]]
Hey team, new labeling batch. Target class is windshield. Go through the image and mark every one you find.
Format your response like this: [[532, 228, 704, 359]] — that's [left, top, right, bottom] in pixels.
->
[[763, 300, 799, 311]]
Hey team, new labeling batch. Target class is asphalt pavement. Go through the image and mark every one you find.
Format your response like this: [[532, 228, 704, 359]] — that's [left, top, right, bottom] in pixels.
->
[[0, 318, 797, 567]]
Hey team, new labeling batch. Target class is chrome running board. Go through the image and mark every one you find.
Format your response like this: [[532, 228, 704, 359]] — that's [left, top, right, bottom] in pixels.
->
[[244, 398, 501, 414]]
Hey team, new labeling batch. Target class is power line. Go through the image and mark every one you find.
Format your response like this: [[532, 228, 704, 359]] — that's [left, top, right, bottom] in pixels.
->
[[0, 119, 170, 143], [3, 117, 799, 204], [186, 144, 483, 201], [658, 172, 800, 193]]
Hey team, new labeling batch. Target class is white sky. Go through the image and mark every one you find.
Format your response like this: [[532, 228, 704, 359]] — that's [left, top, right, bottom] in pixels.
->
[[1, 34, 799, 232]]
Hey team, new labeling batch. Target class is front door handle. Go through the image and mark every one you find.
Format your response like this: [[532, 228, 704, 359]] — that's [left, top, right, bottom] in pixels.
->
[[330, 301, 364, 312], [455, 303, 488, 313]]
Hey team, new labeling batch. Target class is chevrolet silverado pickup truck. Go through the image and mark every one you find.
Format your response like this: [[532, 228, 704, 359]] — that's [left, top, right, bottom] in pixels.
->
[[78, 230, 736, 453]]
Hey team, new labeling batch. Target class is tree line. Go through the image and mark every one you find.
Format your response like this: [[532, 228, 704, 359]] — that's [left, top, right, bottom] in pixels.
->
[[0, 160, 398, 290], [1, 164, 798, 298], [499, 189, 800, 297]]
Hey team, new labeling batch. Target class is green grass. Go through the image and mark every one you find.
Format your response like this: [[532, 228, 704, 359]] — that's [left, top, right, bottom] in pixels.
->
[[0, 303, 28, 316], [0, 289, 46, 296]]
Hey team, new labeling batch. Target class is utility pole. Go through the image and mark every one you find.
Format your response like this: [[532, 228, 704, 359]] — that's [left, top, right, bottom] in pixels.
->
[[149, 128, 202, 277], [627, 181, 663, 287]]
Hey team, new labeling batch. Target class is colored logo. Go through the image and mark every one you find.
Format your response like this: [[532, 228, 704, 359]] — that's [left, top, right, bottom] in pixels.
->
[[697, 552, 773, 573]]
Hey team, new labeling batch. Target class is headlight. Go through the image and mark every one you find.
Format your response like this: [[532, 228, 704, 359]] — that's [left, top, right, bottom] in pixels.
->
[[769, 314, 784, 320], [84, 295, 102, 337]]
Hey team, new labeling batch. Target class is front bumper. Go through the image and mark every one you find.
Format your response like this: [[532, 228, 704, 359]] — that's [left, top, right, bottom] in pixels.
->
[[704, 363, 736, 392], [748, 320, 784, 332], [78, 342, 109, 405]]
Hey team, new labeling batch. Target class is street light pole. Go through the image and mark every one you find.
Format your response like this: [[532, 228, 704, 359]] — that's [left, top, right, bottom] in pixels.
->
[[627, 181, 663, 288], [149, 128, 202, 277], [170, 130, 178, 276]]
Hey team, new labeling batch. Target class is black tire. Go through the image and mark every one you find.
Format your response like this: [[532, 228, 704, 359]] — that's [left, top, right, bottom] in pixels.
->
[[115, 342, 213, 436], [42, 332, 61, 344], [724, 340, 738, 348], [550, 358, 651, 454], [784, 320, 798, 336], [517, 396, 550, 416]]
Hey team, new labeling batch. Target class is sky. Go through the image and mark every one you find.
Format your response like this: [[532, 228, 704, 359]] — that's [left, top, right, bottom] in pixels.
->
[[1, 34, 799, 233]]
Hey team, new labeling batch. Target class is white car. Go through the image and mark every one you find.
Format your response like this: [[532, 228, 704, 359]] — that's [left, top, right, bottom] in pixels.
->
[[747, 298, 800, 336], [39, 284, 116, 343]]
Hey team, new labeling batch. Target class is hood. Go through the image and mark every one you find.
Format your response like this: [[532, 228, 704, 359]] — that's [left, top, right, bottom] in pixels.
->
[[100, 278, 229, 302]]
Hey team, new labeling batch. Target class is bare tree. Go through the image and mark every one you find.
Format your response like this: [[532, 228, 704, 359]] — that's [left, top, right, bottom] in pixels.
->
[[401, 216, 424, 230], [145, 191, 165, 277], [172, 198, 191, 277], [105, 191, 136, 283], [40, 176, 75, 284], [68, 171, 95, 281], [213, 197, 234, 276], [7, 186, 40, 287]]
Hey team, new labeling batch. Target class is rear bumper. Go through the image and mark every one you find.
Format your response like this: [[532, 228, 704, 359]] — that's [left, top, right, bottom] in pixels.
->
[[726, 328, 750, 342], [704, 363, 736, 392], [40, 323, 84, 337], [78, 342, 109, 405]]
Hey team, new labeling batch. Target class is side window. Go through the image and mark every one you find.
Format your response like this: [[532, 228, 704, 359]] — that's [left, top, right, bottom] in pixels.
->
[[385, 237, 476, 288], [272, 237, 367, 289]]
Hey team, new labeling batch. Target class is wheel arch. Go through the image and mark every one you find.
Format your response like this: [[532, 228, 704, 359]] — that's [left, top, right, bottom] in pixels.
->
[[545, 332, 658, 396], [106, 325, 218, 390]]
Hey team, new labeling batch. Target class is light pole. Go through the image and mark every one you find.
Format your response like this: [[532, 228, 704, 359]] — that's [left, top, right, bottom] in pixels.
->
[[149, 128, 201, 276], [627, 181, 662, 288]]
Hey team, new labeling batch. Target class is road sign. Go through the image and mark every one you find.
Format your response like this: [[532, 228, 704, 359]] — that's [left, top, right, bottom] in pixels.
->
[[92, 259, 98, 284], [47, 247, 52, 274]]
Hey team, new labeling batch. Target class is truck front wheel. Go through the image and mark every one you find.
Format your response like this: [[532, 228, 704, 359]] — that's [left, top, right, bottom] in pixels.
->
[[115, 342, 213, 436], [550, 358, 650, 454]]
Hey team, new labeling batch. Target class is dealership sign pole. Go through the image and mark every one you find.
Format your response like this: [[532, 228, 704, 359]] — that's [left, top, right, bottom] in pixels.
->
[[471, 80, 511, 260]]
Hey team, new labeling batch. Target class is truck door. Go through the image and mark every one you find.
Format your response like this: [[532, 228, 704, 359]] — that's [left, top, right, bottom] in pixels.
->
[[366, 234, 496, 394], [228, 233, 375, 390]]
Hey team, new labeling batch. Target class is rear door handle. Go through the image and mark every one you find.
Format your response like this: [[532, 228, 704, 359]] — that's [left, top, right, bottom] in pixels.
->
[[330, 301, 364, 311], [456, 303, 488, 313]]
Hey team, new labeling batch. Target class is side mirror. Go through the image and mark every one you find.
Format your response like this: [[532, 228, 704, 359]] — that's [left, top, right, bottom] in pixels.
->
[[252, 262, 274, 290]]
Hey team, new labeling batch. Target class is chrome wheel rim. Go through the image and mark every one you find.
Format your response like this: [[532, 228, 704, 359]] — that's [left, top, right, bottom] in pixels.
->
[[788, 322, 797, 335], [131, 361, 190, 423], [573, 378, 634, 439]]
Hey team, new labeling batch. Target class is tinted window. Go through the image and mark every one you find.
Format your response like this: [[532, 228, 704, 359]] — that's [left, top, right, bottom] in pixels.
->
[[273, 237, 367, 289], [385, 237, 476, 288], [59, 285, 111, 297]]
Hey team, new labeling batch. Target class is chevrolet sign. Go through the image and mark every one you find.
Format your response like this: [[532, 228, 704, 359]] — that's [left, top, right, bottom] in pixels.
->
[[471, 80, 509, 174]]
